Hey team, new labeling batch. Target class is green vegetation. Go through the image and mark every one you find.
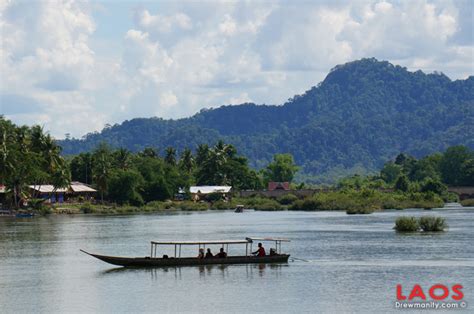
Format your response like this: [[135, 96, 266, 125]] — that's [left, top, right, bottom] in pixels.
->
[[419, 216, 447, 232], [58, 58, 474, 184], [0, 117, 70, 209], [394, 216, 447, 232], [394, 217, 420, 232], [289, 189, 443, 214], [460, 199, 474, 207]]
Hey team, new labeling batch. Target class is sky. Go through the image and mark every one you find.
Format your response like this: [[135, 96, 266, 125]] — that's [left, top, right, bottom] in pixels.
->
[[1, 0, 473, 139]]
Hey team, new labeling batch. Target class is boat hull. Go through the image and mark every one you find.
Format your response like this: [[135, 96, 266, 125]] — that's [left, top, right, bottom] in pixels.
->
[[81, 250, 290, 267]]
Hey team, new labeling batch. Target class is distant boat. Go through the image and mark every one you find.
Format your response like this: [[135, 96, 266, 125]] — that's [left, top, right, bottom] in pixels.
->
[[234, 205, 244, 213], [15, 212, 35, 218], [81, 237, 290, 268]]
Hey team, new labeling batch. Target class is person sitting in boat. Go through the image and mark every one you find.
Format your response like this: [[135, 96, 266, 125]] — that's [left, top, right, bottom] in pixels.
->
[[205, 248, 213, 258], [215, 248, 227, 258], [198, 248, 205, 259], [252, 243, 266, 257]]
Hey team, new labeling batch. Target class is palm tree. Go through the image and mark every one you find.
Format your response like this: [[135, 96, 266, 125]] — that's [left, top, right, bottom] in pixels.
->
[[164, 147, 177, 166], [92, 144, 112, 203], [114, 148, 131, 170], [179, 148, 194, 174]]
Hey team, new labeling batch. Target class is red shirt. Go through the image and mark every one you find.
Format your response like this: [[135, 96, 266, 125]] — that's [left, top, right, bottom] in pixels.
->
[[257, 247, 266, 257]]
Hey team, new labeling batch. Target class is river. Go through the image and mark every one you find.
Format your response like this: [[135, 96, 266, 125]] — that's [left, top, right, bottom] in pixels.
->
[[0, 207, 473, 313]]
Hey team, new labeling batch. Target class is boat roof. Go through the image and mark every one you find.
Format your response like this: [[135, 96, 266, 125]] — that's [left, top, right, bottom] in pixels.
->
[[151, 238, 290, 245], [151, 240, 250, 245], [246, 237, 291, 242]]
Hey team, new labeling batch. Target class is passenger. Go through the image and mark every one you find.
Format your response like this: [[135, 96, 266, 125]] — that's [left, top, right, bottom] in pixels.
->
[[205, 248, 213, 258], [252, 243, 266, 257], [197, 248, 205, 259], [215, 248, 227, 258]]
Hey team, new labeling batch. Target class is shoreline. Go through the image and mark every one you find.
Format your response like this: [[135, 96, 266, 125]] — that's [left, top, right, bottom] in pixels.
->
[[3, 201, 471, 218]]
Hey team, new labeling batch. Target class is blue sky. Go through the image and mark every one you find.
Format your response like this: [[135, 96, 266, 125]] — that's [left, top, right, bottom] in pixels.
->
[[1, 0, 473, 138]]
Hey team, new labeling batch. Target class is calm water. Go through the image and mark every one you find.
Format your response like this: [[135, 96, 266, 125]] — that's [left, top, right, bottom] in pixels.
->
[[0, 207, 473, 313]]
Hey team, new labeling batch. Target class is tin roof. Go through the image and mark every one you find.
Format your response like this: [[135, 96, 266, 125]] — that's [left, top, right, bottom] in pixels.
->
[[189, 186, 232, 194]]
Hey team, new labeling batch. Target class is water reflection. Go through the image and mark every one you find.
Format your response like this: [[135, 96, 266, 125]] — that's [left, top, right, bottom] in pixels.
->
[[97, 263, 287, 281]]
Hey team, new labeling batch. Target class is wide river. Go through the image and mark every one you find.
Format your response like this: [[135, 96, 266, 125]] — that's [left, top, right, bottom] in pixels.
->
[[0, 207, 473, 313]]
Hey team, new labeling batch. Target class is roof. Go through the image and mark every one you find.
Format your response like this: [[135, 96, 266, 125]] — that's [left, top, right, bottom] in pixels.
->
[[246, 237, 291, 242], [189, 186, 232, 194], [70, 182, 96, 192], [29, 185, 69, 193], [29, 182, 96, 193], [151, 239, 249, 245]]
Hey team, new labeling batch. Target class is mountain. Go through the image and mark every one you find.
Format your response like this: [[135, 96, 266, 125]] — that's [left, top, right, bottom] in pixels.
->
[[59, 58, 474, 183]]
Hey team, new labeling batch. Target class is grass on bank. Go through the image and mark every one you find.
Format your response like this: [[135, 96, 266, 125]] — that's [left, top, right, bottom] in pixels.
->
[[288, 189, 444, 214], [47, 188, 447, 216], [460, 199, 474, 207]]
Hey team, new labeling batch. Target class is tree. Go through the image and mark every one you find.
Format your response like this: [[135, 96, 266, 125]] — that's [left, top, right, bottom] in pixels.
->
[[108, 169, 144, 205], [70, 153, 93, 184], [114, 148, 131, 170], [264, 153, 299, 183], [164, 147, 177, 166], [179, 148, 194, 174], [394, 174, 409, 192], [420, 177, 447, 194], [439, 146, 473, 185], [139, 147, 158, 158], [92, 143, 112, 203]]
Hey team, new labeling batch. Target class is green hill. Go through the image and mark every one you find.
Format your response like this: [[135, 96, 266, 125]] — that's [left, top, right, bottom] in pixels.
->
[[59, 58, 474, 183]]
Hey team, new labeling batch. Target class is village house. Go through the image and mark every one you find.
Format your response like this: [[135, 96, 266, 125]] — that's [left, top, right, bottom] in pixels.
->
[[267, 182, 290, 191], [29, 181, 97, 204]]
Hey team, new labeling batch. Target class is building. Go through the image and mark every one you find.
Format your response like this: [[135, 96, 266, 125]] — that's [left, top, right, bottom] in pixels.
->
[[29, 182, 97, 204], [189, 186, 232, 201], [267, 182, 290, 191]]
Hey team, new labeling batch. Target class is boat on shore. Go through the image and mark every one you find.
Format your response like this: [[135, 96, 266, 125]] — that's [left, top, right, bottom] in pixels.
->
[[81, 237, 290, 268]]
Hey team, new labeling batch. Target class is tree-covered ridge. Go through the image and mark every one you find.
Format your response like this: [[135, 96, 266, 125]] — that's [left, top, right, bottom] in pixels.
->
[[59, 58, 474, 183]]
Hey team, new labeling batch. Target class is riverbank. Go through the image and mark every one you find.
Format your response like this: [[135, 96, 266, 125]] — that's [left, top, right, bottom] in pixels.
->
[[36, 190, 468, 216]]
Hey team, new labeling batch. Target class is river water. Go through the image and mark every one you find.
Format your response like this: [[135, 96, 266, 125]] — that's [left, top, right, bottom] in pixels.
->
[[0, 207, 473, 313]]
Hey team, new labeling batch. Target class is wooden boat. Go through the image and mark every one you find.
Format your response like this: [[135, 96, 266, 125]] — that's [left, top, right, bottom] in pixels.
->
[[81, 237, 290, 268]]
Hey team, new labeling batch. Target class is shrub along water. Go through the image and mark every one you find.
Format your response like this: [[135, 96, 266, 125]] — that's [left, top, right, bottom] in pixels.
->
[[460, 199, 474, 207], [394, 217, 420, 232], [394, 216, 446, 232], [419, 216, 447, 232], [288, 189, 444, 214]]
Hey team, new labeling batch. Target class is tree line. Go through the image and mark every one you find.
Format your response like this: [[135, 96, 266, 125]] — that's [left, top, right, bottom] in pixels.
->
[[1, 116, 299, 208], [1, 116, 473, 209]]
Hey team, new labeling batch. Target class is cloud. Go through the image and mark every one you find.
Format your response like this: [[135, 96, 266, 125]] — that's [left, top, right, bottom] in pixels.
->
[[1, 0, 472, 138]]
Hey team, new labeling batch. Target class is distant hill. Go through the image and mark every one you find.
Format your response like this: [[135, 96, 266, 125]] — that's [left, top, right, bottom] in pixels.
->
[[59, 58, 474, 183]]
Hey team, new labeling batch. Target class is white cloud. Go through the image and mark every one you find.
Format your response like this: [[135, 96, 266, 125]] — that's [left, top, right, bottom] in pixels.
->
[[1, 0, 472, 139]]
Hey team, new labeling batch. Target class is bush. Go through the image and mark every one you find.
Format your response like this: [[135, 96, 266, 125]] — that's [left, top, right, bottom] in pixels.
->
[[253, 199, 283, 211], [178, 201, 209, 211], [346, 206, 376, 215], [277, 194, 298, 205], [210, 200, 236, 210], [81, 202, 93, 214], [419, 216, 447, 232], [289, 199, 320, 211], [460, 199, 474, 207], [394, 217, 419, 232]]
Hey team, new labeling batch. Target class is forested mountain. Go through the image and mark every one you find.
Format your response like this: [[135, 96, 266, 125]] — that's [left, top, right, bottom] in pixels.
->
[[59, 58, 474, 183]]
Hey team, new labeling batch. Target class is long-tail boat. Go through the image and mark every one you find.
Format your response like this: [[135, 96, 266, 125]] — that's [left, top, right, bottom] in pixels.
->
[[81, 237, 290, 267]]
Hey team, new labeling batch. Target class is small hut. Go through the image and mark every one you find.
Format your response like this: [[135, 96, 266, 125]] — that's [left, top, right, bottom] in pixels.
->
[[28, 182, 96, 204]]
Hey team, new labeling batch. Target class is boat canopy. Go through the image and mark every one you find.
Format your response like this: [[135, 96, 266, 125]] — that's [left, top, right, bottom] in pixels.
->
[[246, 237, 290, 242], [150, 238, 290, 258], [151, 240, 250, 245]]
